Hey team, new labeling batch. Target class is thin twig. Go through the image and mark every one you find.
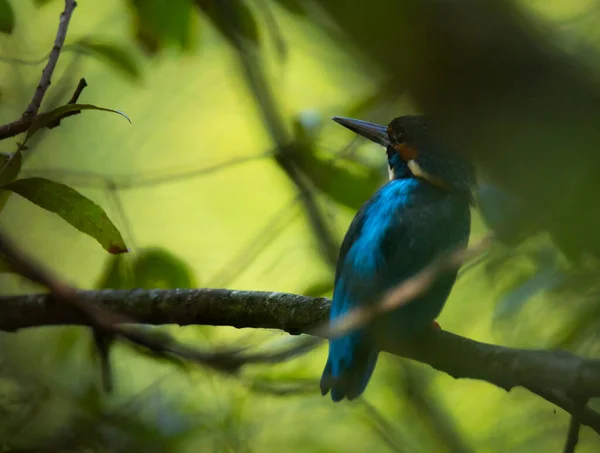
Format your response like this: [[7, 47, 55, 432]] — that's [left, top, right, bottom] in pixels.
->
[[0, 0, 78, 141], [529, 389, 600, 437], [46, 77, 88, 128], [563, 398, 587, 453], [24, 0, 78, 117], [21, 152, 274, 189]]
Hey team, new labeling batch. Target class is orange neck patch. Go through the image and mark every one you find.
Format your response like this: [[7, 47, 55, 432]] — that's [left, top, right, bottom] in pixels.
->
[[393, 143, 419, 161]]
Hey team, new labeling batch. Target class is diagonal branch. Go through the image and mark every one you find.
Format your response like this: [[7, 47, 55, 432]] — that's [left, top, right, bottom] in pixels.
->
[[0, 0, 78, 140], [24, 0, 77, 116]]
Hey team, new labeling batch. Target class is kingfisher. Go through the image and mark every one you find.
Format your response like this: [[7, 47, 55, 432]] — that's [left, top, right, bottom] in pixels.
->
[[320, 115, 476, 402]]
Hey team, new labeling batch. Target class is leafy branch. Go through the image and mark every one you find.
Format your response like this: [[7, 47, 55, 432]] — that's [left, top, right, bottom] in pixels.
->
[[0, 0, 131, 254], [0, 0, 77, 139]]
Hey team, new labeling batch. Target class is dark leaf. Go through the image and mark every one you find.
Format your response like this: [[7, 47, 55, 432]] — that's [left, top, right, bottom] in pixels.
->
[[0, 151, 22, 186], [72, 39, 142, 81], [292, 115, 382, 209], [132, 247, 197, 289], [476, 183, 531, 244], [26, 103, 131, 143], [296, 150, 382, 210], [128, 0, 197, 53], [2, 177, 128, 254], [0, 0, 15, 34], [196, 0, 259, 46]]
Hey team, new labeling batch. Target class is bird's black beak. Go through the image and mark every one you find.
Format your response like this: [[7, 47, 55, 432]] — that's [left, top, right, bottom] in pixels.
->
[[332, 117, 389, 147]]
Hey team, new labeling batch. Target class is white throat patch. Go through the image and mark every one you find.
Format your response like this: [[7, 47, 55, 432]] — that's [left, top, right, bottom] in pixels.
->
[[407, 160, 449, 190]]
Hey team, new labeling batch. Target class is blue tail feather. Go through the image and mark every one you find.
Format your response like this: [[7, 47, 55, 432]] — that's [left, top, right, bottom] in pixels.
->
[[320, 333, 378, 402]]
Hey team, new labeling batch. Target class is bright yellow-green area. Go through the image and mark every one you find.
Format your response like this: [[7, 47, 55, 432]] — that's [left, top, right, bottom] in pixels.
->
[[0, 0, 598, 451]]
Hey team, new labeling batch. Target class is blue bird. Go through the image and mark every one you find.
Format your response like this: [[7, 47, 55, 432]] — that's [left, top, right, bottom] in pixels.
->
[[320, 115, 476, 402]]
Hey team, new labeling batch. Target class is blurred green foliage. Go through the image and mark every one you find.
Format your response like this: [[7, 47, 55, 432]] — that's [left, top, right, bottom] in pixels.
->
[[97, 247, 197, 289], [1, 0, 600, 451], [71, 39, 143, 81]]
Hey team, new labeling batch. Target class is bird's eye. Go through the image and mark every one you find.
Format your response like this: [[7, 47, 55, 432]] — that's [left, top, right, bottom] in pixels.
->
[[386, 125, 404, 144]]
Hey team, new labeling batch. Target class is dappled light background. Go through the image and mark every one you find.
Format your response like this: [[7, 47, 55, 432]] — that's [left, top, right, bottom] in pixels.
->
[[1, 0, 600, 451]]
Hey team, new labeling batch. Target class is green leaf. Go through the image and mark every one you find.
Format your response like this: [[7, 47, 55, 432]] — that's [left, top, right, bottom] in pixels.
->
[[0, 0, 15, 34], [196, 0, 259, 46], [0, 151, 22, 211], [132, 248, 197, 289], [96, 247, 196, 290], [0, 151, 22, 186], [95, 254, 133, 289], [26, 103, 131, 143], [33, 0, 57, 5], [2, 178, 128, 254], [291, 115, 383, 210], [296, 150, 382, 210], [128, 0, 197, 54], [72, 39, 142, 81]]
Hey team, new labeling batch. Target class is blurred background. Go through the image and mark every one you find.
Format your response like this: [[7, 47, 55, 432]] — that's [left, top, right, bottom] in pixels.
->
[[1, 0, 600, 451]]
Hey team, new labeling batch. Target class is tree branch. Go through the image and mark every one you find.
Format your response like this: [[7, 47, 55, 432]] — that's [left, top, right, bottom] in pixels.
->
[[0, 232, 289, 375], [24, 0, 77, 117], [2, 287, 600, 433], [0, 0, 77, 141], [0, 116, 35, 141]]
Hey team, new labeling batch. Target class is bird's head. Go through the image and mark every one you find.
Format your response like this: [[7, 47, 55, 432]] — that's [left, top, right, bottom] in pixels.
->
[[333, 115, 476, 199]]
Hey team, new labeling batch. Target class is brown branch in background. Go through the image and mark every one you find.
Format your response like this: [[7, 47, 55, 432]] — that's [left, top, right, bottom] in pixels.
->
[[24, 0, 78, 117]]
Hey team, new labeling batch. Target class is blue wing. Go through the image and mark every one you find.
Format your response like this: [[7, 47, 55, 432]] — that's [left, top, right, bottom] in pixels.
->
[[321, 178, 471, 401]]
